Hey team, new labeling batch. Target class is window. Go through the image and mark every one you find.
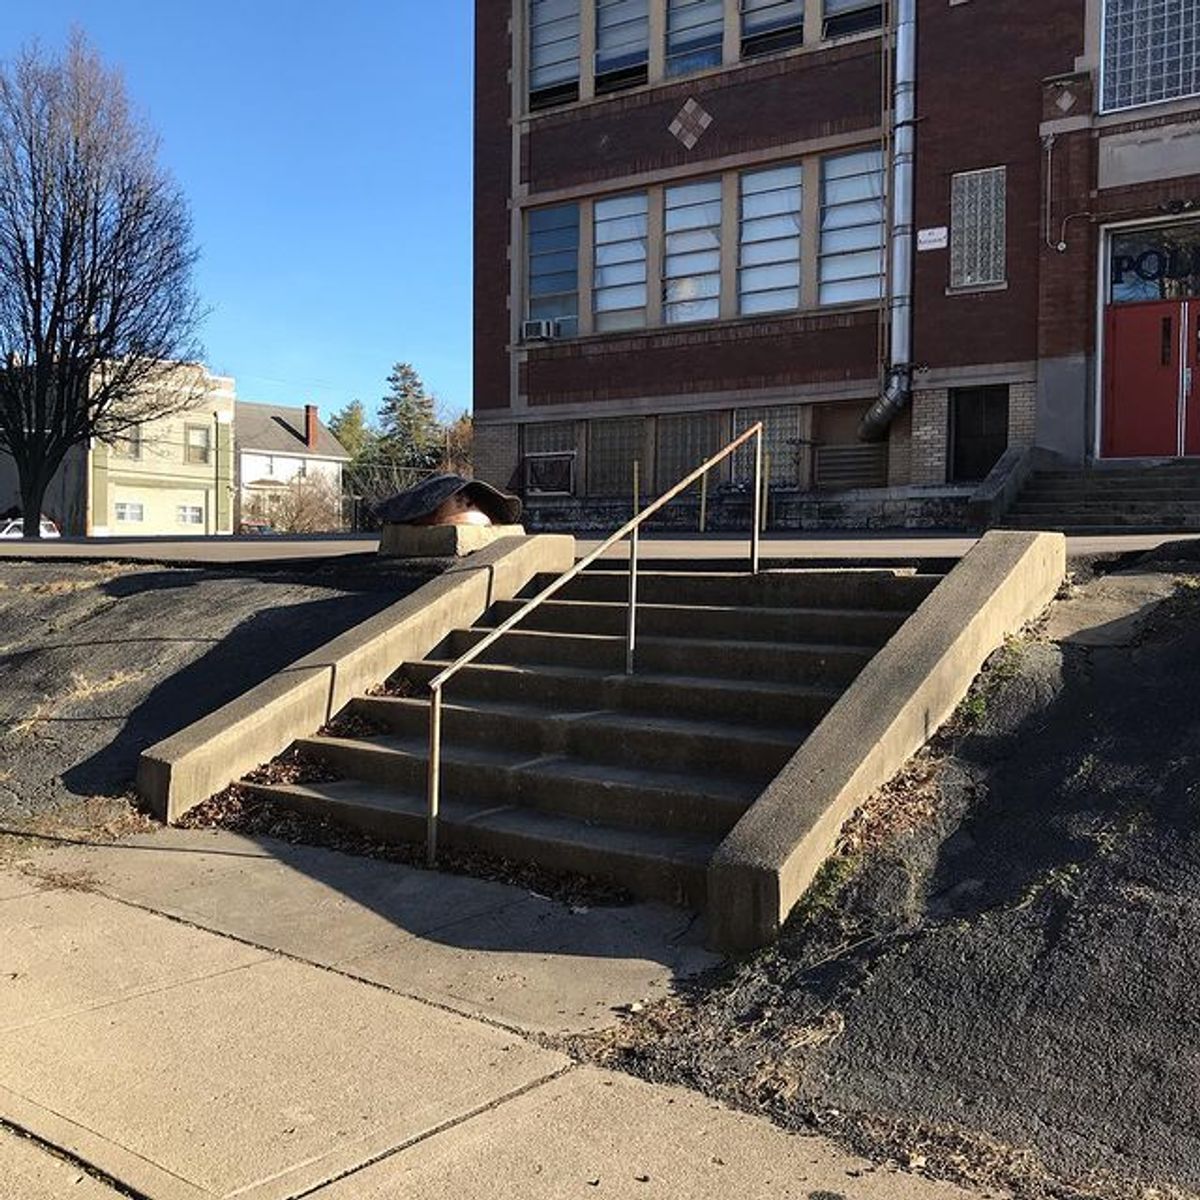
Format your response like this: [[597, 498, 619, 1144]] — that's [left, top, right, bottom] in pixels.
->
[[111, 428, 142, 460], [655, 411, 724, 490], [822, 0, 884, 39], [733, 404, 805, 485], [950, 166, 1007, 289], [1102, 0, 1200, 112], [819, 148, 885, 305], [595, 0, 649, 93], [176, 505, 204, 525], [950, 386, 1009, 483], [529, 0, 581, 110], [741, 0, 804, 57], [114, 502, 144, 523], [664, 179, 722, 324], [184, 424, 211, 465], [594, 192, 649, 332], [739, 165, 803, 315], [666, 0, 724, 75], [528, 203, 580, 336], [587, 417, 644, 496]]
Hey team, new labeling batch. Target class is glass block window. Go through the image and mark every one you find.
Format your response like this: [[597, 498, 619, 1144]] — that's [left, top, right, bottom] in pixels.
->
[[596, 0, 650, 93], [524, 421, 576, 454], [588, 417, 645, 496], [655, 411, 725, 490], [733, 405, 805, 485], [823, 0, 884, 39], [741, 0, 804, 57], [739, 165, 803, 315], [529, 0, 581, 110], [527, 204, 580, 336], [594, 192, 649, 332], [664, 179, 722, 324], [667, 0, 724, 76], [950, 167, 1007, 289], [819, 148, 885, 306], [1102, 0, 1200, 112]]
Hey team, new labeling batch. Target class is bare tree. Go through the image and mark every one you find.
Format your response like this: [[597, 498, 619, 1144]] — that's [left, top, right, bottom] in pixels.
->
[[0, 34, 203, 536], [244, 474, 346, 534]]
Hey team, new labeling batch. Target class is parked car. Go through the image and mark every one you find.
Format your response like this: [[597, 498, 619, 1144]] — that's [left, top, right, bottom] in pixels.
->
[[0, 514, 61, 538], [238, 519, 274, 535]]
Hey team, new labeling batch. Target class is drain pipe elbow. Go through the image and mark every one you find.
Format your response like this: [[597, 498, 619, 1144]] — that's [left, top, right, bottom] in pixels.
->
[[858, 366, 912, 442]]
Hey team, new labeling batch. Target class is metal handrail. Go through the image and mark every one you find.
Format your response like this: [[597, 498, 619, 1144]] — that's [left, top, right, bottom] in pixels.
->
[[422, 421, 765, 864]]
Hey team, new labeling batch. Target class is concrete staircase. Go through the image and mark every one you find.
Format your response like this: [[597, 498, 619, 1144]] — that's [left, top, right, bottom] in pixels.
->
[[1004, 462, 1200, 532], [241, 564, 943, 909]]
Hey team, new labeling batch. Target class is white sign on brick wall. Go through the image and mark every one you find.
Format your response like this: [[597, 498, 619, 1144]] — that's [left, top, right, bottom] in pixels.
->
[[918, 226, 949, 252]]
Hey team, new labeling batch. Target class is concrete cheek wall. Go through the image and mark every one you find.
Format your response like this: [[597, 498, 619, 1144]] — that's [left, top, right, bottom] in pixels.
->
[[137, 535, 576, 825], [707, 529, 1067, 953]]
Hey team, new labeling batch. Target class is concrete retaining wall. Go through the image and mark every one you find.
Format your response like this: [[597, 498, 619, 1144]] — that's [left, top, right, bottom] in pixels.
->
[[137, 534, 575, 824], [707, 529, 1066, 953]]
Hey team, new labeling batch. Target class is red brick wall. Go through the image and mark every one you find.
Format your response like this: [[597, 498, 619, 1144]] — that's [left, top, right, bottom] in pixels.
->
[[913, 0, 1085, 370], [474, 5, 513, 412], [522, 310, 879, 406], [524, 42, 882, 193]]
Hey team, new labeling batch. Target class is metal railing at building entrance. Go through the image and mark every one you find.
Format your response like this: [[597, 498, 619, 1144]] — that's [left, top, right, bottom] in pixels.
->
[[422, 421, 767, 865]]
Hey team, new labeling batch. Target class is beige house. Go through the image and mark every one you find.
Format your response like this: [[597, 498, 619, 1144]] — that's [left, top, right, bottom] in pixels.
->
[[0, 365, 236, 536]]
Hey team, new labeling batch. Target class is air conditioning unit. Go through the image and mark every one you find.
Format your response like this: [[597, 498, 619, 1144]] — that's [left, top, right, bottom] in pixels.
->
[[521, 319, 558, 342]]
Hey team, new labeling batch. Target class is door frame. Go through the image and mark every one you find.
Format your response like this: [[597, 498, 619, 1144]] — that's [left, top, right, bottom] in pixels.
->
[[1095, 214, 1200, 461]]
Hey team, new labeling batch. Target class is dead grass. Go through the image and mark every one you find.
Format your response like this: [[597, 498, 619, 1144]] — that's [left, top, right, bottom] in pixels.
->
[[18, 864, 101, 893], [63, 669, 145, 702]]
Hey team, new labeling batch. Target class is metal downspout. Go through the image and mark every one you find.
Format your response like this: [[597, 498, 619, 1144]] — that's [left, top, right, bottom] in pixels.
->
[[860, 0, 916, 441]]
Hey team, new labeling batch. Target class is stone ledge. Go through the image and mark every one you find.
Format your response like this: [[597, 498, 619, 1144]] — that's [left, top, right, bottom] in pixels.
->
[[137, 534, 575, 824], [707, 529, 1067, 953], [378, 524, 528, 558]]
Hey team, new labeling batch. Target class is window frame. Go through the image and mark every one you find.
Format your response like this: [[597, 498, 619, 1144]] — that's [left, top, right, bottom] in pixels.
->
[[527, 202, 582, 337], [184, 423, 212, 466], [662, 177, 724, 325], [114, 502, 145, 523], [818, 147, 887, 307], [529, 0, 582, 111], [176, 504, 205, 526], [949, 165, 1008, 292], [594, 190, 650, 332], [1100, 0, 1200, 114], [738, 163, 804, 316]]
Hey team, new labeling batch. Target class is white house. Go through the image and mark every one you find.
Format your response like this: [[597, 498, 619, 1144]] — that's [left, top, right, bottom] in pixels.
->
[[234, 402, 350, 530]]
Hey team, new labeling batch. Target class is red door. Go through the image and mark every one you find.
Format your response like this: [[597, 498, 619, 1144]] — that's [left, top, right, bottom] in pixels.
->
[[1187, 301, 1200, 457], [1103, 300, 1186, 458]]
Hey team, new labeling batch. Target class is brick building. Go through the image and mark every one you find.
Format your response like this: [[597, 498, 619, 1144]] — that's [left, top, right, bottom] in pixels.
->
[[473, 0, 1200, 528]]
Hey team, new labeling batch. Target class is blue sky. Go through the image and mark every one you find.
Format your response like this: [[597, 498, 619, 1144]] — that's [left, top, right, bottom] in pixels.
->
[[0, 1, 475, 424]]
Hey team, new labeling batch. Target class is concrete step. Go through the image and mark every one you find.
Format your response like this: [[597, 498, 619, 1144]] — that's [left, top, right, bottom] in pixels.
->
[[481, 598, 907, 647], [348, 694, 802, 778], [400, 659, 841, 727], [444, 626, 874, 686], [293, 734, 758, 836], [1019, 487, 1200, 502], [1004, 512, 1200, 529], [539, 569, 941, 611], [242, 778, 713, 907], [1011, 500, 1200, 515]]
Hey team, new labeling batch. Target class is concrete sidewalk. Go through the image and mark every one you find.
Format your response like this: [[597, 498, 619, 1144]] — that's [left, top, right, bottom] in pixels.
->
[[1, 830, 982, 1199], [1, 528, 1197, 567]]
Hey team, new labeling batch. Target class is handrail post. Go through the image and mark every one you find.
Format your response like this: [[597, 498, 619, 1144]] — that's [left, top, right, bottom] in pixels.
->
[[627, 461, 640, 674], [750, 427, 763, 575], [426, 684, 442, 866], [699, 471, 708, 534]]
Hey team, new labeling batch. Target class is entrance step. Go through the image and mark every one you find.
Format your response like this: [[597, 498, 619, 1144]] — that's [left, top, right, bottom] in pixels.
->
[[1004, 466, 1200, 532], [239, 561, 942, 910], [243, 779, 714, 907]]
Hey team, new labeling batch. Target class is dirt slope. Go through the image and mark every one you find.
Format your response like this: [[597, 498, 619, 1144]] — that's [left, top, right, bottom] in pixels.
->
[[0, 557, 433, 838]]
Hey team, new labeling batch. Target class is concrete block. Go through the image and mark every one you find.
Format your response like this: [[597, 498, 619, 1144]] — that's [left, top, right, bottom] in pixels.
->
[[308, 1066, 981, 1199], [0, 1126, 126, 1200], [0, 956, 566, 1200], [137, 533, 575, 823], [378, 523, 527, 557], [708, 530, 1067, 952], [0, 889, 268, 1033]]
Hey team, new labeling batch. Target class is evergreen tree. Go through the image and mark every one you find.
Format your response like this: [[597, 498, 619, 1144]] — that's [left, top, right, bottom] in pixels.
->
[[328, 399, 373, 460], [378, 362, 441, 470]]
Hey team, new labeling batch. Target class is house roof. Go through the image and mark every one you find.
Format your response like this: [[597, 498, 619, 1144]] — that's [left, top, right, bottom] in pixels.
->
[[234, 402, 350, 461]]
